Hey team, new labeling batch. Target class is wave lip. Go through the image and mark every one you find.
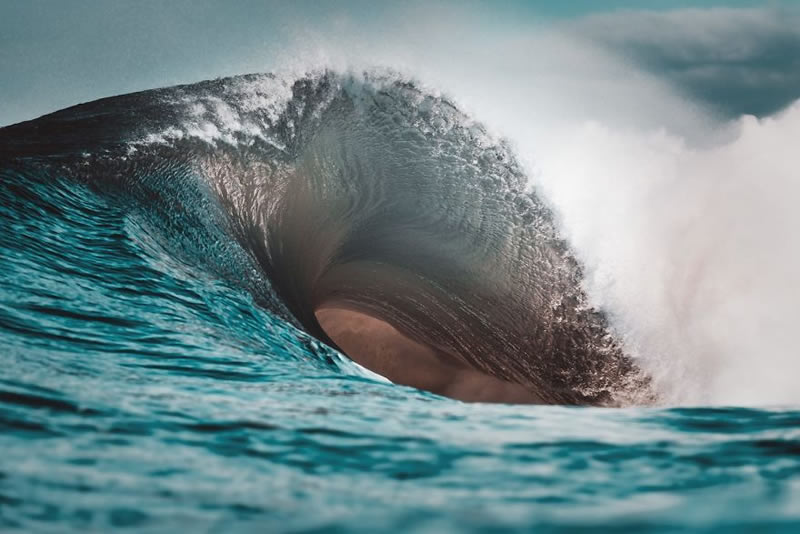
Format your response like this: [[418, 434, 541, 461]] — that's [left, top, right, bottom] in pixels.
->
[[0, 71, 652, 405]]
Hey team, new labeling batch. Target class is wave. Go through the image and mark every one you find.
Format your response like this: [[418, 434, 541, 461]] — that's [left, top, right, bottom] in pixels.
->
[[0, 71, 652, 406]]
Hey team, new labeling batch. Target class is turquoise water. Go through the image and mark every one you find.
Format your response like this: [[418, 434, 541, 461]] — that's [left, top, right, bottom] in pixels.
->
[[1, 72, 800, 532], [2, 164, 800, 533]]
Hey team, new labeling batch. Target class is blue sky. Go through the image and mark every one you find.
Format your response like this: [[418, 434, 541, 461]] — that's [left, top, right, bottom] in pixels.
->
[[1, 0, 798, 126]]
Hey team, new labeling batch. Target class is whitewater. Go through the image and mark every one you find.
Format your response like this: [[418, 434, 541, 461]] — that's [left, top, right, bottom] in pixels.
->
[[1, 5, 800, 533]]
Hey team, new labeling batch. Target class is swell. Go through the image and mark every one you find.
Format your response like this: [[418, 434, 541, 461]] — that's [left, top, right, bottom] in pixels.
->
[[0, 71, 652, 405]]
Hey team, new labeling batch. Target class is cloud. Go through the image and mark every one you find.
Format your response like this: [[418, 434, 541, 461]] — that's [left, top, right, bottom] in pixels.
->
[[568, 7, 800, 117]]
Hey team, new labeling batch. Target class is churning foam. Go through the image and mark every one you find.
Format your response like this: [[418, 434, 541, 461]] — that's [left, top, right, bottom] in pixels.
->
[[538, 106, 800, 405]]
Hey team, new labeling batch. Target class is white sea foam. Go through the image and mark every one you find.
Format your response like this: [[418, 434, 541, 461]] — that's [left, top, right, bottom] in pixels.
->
[[536, 105, 800, 405]]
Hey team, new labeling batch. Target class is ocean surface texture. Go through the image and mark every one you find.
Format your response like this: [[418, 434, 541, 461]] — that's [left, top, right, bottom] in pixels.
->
[[1, 72, 799, 533]]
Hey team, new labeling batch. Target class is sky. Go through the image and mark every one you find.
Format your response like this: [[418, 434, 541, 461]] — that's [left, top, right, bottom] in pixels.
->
[[1, 0, 799, 126]]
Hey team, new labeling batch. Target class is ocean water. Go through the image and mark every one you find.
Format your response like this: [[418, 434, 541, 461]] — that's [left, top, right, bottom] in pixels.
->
[[1, 71, 799, 533]]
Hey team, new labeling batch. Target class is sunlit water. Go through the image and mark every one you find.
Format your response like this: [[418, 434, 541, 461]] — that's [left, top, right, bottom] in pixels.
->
[[1, 160, 800, 533]]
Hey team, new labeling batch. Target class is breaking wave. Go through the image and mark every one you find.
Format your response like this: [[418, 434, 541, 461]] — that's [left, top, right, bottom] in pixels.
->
[[0, 71, 652, 405]]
